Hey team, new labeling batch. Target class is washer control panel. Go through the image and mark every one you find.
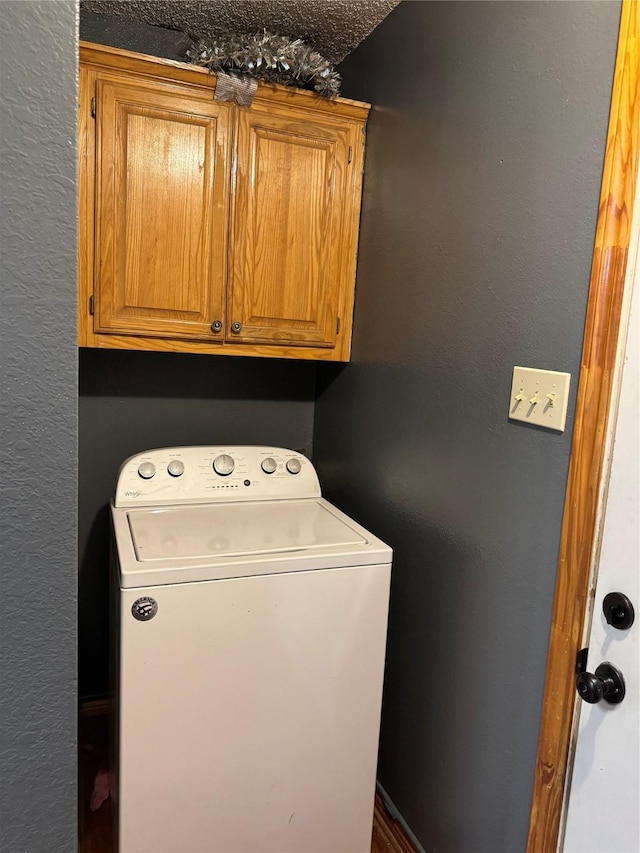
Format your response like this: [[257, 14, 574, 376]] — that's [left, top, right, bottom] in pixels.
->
[[114, 447, 320, 507]]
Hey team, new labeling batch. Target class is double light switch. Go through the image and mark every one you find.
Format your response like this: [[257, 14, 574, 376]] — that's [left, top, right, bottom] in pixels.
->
[[509, 366, 571, 432]]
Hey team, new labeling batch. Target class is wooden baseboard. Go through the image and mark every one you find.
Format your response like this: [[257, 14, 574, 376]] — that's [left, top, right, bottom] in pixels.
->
[[373, 793, 417, 852]]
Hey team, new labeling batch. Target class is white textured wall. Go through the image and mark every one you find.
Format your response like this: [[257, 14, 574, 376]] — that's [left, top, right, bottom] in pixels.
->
[[0, 4, 78, 851]]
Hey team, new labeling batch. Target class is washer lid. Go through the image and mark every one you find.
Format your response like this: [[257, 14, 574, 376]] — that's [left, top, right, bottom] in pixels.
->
[[128, 499, 366, 562]]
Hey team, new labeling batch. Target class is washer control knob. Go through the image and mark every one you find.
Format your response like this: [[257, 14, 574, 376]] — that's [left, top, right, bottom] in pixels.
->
[[213, 454, 235, 476], [137, 462, 156, 480], [286, 458, 302, 475], [261, 457, 277, 474], [167, 460, 185, 478]]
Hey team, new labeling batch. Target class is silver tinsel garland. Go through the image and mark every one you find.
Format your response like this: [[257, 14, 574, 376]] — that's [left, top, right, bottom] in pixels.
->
[[179, 31, 341, 99]]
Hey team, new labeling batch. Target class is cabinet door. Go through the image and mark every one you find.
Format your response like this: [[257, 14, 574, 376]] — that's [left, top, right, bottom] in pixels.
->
[[229, 107, 353, 349], [94, 79, 231, 340]]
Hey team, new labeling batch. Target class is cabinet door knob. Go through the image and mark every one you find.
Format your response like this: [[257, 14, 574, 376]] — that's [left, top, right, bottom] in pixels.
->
[[210, 320, 222, 333], [230, 321, 242, 334]]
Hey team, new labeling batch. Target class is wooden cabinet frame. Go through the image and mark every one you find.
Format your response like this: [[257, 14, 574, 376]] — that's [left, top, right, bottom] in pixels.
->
[[79, 42, 370, 361]]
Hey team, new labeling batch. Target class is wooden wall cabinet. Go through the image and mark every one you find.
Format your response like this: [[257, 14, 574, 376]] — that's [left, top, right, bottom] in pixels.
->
[[79, 43, 370, 361]]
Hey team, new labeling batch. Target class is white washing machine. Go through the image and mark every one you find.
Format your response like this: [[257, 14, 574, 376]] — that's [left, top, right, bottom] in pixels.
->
[[111, 446, 392, 853]]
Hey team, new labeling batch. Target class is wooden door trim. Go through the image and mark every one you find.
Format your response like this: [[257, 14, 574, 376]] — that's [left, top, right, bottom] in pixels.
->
[[527, 2, 639, 850]]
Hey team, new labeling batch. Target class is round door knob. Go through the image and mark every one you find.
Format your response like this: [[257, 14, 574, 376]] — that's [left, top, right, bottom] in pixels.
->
[[213, 454, 235, 476], [286, 458, 302, 475], [576, 662, 625, 705], [261, 457, 277, 474], [137, 461, 156, 480], [230, 321, 242, 334], [603, 592, 635, 630], [167, 460, 185, 477], [210, 320, 222, 334]]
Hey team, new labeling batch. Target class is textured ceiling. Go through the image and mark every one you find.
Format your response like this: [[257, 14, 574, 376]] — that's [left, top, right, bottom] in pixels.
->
[[80, 0, 400, 64]]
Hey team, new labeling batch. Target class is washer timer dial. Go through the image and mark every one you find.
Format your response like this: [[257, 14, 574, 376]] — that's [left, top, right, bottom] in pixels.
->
[[213, 454, 235, 476], [137, 462, 156, 480]]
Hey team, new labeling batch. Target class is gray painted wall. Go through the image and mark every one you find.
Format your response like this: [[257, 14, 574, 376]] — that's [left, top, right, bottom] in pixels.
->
[[314, 3, 620, 851], [77, 11, 317, 699], [79, 350, 315, 698], [0, 3, 78, 852]]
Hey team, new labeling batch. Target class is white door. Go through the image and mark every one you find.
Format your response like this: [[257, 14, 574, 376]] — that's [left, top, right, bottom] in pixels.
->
[[562, 196, 639, 852]]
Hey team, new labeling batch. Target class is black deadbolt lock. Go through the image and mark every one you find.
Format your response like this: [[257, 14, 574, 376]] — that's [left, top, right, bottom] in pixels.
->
[[603, 591, 635, 630]]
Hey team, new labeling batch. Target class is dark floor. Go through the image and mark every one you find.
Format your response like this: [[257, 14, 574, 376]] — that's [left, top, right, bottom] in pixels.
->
[[79, 711, 114, 853]]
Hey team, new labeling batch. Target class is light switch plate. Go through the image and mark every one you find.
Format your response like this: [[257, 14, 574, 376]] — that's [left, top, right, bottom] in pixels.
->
[[509, 366, 571, 432]]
